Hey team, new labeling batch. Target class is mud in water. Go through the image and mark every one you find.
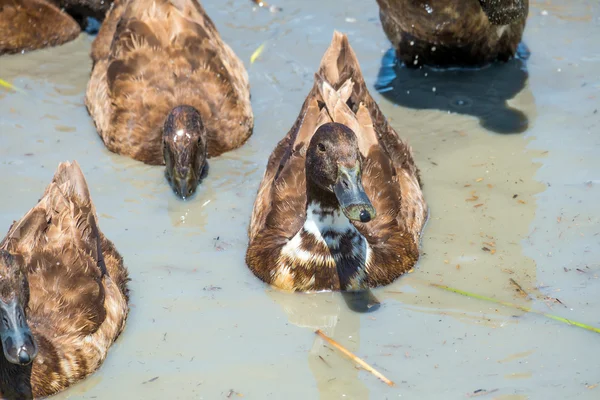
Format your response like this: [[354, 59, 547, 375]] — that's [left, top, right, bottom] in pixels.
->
[[0, 0, 599, 399]]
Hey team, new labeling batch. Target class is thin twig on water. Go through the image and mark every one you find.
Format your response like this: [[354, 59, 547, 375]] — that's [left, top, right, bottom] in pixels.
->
[[315, 330, 395, 387]]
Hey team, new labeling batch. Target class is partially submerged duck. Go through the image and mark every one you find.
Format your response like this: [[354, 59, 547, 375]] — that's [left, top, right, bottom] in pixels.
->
[[0, 161, 129, 398], [0, 0, 113, 55], [376, 0, 529, 67], [85, 0, 254, 199], [246, 32, 427, 292]]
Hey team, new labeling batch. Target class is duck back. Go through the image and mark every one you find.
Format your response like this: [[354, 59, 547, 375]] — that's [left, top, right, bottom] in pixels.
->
[[86, 0, 253, 164], [0, 161, 129, 398]]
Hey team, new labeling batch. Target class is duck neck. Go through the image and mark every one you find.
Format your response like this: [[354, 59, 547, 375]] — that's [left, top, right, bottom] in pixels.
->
[[305, 178, 339, 216], [0, 355, 33, 398]]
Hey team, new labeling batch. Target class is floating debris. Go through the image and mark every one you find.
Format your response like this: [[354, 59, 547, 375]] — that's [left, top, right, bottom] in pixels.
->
[[430, 283, 600, 334], [142, 376, 159, 384], [250, 0, 281, 12], [250, 43, 266, 64], [0, 79, 26, 94], [315, 330, 395, 387]]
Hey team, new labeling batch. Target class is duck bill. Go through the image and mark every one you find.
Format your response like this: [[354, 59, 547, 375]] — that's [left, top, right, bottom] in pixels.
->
[[0, 298, 37, 365], [164, 159, 200, 200], [334, 164, 376, 223], [171, 169, 199, 200]]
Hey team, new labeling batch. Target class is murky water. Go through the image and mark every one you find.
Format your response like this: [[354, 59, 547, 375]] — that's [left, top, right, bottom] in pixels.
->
[[1, 0, 599, 399]]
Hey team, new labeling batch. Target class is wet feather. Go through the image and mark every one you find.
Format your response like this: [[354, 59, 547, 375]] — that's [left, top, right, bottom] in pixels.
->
[[246, 32, 427, 292], [0, 161, 129, 398], [85, 0, 254, 165]]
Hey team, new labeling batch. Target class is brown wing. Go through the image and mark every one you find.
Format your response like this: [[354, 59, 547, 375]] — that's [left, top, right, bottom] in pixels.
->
[[1, 162, 111, 337], [85, 0, 253, 165], [0, 0, 80, 55]]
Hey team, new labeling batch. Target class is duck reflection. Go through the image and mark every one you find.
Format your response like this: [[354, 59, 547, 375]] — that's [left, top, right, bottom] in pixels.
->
[[375, 45, 531, 134], [268, 290, 370, 398]]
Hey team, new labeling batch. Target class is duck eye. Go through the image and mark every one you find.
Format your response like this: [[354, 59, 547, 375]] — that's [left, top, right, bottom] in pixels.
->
[[317, 143, 326, 152]]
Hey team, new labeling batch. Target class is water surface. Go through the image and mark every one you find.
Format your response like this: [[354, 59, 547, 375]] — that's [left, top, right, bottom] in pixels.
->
[[0, 0, 599, 398]]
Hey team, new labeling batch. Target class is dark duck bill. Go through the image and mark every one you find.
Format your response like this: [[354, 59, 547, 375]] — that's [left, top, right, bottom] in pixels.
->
[[163, 105, 208, 200], [0, 298, 37, 366], [334, 162, 376, 223]]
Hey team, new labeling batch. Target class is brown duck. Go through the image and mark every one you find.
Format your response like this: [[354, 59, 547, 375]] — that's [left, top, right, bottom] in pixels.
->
[[0, 161, 129, 399], [85, 0, 254, 199], [246, 32, 427, 292], [376, 0, 529, 67], [0, 0, 113, 55]]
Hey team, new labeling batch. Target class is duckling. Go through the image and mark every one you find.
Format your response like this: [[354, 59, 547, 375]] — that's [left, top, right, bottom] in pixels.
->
[[246, 32, 427, 292], [0, 0, 80, 55], [85, 0, 254, 199], [376, 0, 529, 67], [0, 161, 129, 398]]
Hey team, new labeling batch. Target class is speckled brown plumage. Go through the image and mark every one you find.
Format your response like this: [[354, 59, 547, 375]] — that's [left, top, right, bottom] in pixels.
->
[[0, 161, 129, 399], [376, 0, 528, 68], [0, 0, 80, 56], [246, 32, 428, 292], [85, 0, 254, 165]]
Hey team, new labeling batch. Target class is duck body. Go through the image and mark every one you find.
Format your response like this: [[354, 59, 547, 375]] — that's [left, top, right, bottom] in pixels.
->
[[0, 0, 114, 55], [0, 161, 129, 399], [246, 32, 427, 292], [0, 0, 80, 55], [376, 0, 528, 68], [85, 0, 253, 167]]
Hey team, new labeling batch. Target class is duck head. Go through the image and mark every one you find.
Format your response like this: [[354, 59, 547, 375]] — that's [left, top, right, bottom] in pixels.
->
[[305, 122, 376, 223], [0, 250, 37, 366], [163, 105, 208, 199]]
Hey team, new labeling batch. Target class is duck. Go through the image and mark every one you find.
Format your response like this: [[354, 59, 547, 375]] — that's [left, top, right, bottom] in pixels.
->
[[375, 0, 529, 68], [245, 31, 427, 292], [85, 0, 254, 199], [0, 0, 80, 55], [0, 161, 129, 398], [0, 0, 114, 55]]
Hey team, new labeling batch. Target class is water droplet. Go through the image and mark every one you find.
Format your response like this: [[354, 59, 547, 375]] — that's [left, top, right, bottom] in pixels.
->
[[406, 90, 410, 94], [432, 87, 437, 92]]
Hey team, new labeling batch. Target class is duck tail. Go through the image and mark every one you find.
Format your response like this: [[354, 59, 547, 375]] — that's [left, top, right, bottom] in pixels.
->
[[314, 31, 368, 104], [42, 161, 107, 271], [49, 160, 93, 204]]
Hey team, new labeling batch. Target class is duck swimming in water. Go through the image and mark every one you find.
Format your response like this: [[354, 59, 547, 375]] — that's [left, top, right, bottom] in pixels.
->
[[0, 161, 129, 398], [376, 0, 529, 68], [246, 32, 427, 292], [85, 0, 254, 199]]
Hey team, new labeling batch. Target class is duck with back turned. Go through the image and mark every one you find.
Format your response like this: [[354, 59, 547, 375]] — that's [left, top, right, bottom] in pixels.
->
[[86, 0, 254, 199], [0, 0, 113, 55], [246, 32, 427, 292], [376, 0, 529, 68], [0, 161, 129, 399]]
